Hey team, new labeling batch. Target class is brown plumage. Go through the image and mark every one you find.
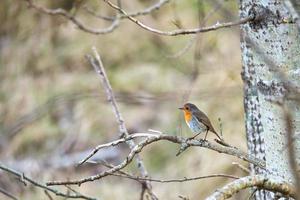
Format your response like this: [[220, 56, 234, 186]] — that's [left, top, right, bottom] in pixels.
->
[[179, 103, 222, 140]]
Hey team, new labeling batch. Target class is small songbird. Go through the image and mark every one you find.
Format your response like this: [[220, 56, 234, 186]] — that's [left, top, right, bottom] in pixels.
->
[[179, 103, 222, 140]]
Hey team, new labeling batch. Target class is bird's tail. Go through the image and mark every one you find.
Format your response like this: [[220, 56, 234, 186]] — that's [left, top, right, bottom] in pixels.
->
[[212, 130, 233, 147], [212, 130, 223, 141]]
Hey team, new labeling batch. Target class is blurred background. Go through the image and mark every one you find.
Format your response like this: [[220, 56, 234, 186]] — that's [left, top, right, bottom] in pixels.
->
[[0, 0, 249, 199]]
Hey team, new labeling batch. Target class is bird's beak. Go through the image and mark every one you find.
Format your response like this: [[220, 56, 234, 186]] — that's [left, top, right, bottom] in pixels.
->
[[178, 107, 184, 110]]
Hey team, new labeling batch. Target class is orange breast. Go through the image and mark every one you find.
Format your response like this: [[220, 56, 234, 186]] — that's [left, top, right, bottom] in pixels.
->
[[183, 110, 192, 123]]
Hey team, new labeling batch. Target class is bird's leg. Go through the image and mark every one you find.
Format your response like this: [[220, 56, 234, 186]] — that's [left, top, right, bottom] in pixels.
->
[[204, 130, 208, 141], [188, 132, 201, 140]]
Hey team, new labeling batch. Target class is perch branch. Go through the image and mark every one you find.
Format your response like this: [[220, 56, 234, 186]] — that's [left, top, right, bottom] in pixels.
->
[[47, 133, 265, 186]]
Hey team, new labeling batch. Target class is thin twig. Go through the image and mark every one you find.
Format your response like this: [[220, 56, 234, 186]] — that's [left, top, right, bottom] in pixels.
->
[[87, 48, 127, 137], [84, 6, 115, 21], [64, 185, 89, 198], [232, 162, 250, 174], [167, 0, 225, 58], [140, 184, 146, 200], [85, 0, 170, 21], [24, 0, 120, 34], [103, 0, 255, 36], [248, 188, 258, 200], [44, 190, 54, 200], [166, 35, 197, 58], [0, 163, 97, 200], [101, 160, 239, 182], [109, 172, 239, 183], [124, 0, 169, 18], [24, 0, 170, 36], [86, 48, 157, 199], [49, 135, 144, 186], [0, 187, 18, 200]]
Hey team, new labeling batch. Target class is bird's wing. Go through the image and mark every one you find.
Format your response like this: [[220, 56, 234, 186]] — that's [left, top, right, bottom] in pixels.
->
[[194, 109, 223, 140], [195, 110, 217, 133]]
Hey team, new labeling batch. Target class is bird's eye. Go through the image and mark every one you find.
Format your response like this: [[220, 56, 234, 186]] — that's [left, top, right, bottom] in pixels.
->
[[185, 107, 189, 110]]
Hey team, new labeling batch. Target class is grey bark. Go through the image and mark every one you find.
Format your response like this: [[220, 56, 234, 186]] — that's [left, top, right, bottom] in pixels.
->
[[239, 0, 300, 199]]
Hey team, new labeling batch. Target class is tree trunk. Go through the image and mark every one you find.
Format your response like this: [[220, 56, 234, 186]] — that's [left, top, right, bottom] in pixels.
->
[[239, 0, 300, 199]]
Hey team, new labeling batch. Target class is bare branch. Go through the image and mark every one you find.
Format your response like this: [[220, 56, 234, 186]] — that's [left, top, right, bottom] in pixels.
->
[[125, 0, 169, 18], [87, 48, 150, 174], [44, 190, 54, 200], [0, 163, 97, 200], [0, 187, 18, 200], [85, 0, 170, 21], [166, 35, 197, 58], [64, 185, 91, 199], [232, 162, 250, 174], [205, 175, 296, 200], [86, 48, 157, 199], [100, 160, 239, 183], [24, 0, 170, 35], [109, 172, 239, 183], [78, 133, 154, 165], [87, 48, 128, 138], [47, 135, 157, 186], [86, 47, 128, 137], [167, 0, 225, 58], [103, 0, 254, 36], [83, 6, 115, 21], [140, 184, 146, 200], [47, 133, 265, 186], [24, 0, 120, 34]]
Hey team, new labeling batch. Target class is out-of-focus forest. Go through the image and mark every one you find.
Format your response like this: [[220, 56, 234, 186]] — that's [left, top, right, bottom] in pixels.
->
[[0, 0, 250, 199]]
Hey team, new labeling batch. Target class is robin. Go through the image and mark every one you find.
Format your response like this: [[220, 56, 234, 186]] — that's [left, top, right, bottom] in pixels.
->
[[179, 103, 222, 140]]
